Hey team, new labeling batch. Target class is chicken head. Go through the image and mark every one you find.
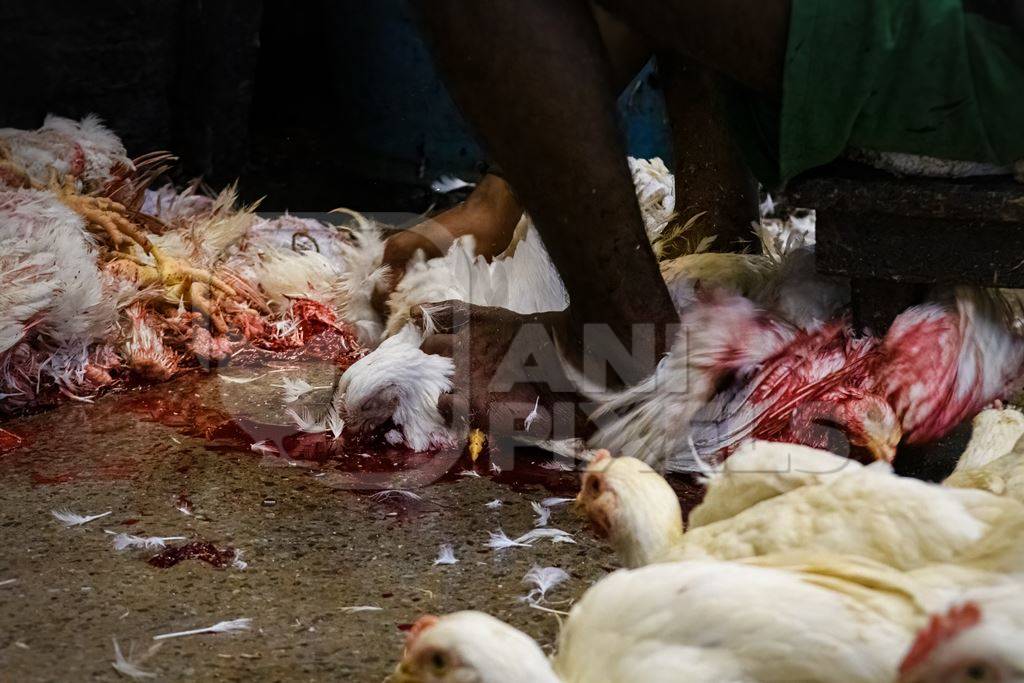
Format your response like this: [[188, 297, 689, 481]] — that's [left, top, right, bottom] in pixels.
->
[[388, 612, 558, 683], [576, 450, 685, 568]]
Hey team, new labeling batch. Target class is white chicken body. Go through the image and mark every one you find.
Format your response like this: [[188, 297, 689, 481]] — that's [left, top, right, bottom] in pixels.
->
[[337, 225, 566, 448], [945, 411, 1024, 506], [0, 189, 121, 399], [384, 226, 568, 337], [678, 464, 1024, 571], [946, 405, 1024, 479], [555, 560, 917, 683], [689, 440, 865, 528]]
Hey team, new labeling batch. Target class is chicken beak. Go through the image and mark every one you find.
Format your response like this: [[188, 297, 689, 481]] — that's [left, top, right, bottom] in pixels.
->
[[572, 492, 586, 516], [468, 428, 485, 462], [384, 664, 418, 683], [866, 438, 897, 463]]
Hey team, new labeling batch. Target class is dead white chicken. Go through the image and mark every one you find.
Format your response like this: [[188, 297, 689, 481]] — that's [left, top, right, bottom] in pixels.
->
[[0, 189, 124, 405], [332, 224, 566, 451], [333, 158, 840, 458], [0, 114, 130, 192], [627, 156, 675, 243], [383, 224, 568, 338], [334, 325, 455, 452]]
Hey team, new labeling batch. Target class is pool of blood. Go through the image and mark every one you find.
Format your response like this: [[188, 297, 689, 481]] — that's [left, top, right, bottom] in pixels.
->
[[116, 371, 710, 509]]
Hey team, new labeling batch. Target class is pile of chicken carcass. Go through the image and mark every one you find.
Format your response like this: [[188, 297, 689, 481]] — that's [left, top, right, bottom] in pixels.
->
[[0, 115, 380, 420], [8, 116, 1024, 467]]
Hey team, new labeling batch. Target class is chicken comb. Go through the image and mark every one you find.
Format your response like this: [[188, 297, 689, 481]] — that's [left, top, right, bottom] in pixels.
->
[[589, 449, 612, 467], [899, 602, 982, 675], [405, 615, 440, 651]]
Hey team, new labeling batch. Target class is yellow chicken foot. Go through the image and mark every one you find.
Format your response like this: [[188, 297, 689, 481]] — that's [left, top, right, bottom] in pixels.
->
[[53, 175, 154, 253], [189, 281, 228, 334], [155, 252, 237, 300]]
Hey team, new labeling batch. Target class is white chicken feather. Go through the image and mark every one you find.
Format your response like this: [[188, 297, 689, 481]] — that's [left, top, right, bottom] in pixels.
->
[[0, 114, 130, 191], [334, 324, 455, 451], [0, 189, 121, 398], [384, 227, 568, 337]]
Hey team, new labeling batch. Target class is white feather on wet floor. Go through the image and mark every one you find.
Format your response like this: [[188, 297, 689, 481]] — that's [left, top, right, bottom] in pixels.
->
[[284, 406, 325, 433], [520, 566, 570, 605], [107, 532, 187, 551], [516, 528, 576, 545], [52, 509, 112, 527], [370, 489, 424, 503], [275, 377, 328, 403], [232, 550, 248, 570], [250, 440, 278, 456], [111, 638, 161, 680], [531, 502, 551, 528], [217, 372, 267, 384], [325, 404, 345, 439], [486, 530, 532, 550], [523, 397, 541, 431], [487, 527, 576, 551], [152, 618, 251, 641], [433, 544, 458, 566]]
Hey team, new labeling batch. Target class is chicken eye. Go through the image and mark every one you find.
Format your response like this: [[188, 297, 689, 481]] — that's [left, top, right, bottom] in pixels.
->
[[958, 661, 1000, 682], [430, 650, 448, 672]]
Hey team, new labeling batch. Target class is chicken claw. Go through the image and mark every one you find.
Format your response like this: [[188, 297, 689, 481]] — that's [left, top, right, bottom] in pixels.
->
[[53, 174, 154, 252]]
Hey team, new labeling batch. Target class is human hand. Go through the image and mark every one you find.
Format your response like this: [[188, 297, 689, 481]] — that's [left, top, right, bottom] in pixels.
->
[[371, 175, 523, 316]]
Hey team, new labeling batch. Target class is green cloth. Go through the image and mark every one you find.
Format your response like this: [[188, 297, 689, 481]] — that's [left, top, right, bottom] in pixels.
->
[[731, 0, 1024, 188]]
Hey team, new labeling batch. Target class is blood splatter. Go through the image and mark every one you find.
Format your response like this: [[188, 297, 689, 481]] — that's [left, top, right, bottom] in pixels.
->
[[0, 428, 23, 454], [148, 541, 237, 569]]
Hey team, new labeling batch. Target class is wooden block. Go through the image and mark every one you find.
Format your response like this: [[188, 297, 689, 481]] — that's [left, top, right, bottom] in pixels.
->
[[788, 173, 1024, 288]]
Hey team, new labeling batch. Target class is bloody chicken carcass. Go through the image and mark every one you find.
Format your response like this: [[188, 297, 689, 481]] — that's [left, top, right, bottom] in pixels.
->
[[591, 286, 1024, 471], [0, 115, 373, 415]]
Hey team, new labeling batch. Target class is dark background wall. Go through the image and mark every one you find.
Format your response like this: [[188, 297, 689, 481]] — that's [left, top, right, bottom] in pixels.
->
[[0, 0, 671, 212]]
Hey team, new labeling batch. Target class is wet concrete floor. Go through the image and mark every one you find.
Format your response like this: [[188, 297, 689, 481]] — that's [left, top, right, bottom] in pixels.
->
[[0, 370, 647, 682], [0, 362, 963, 682]]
